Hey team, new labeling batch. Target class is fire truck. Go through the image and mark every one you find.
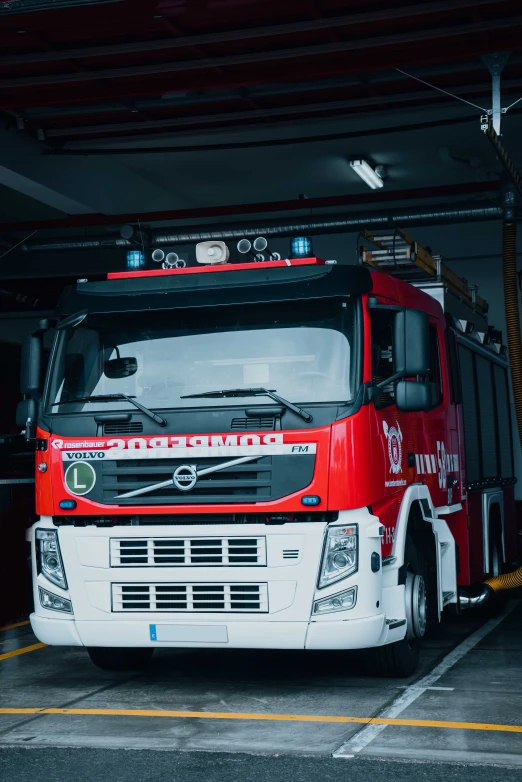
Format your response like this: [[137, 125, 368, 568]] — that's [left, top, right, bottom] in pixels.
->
[[18, 232, 520, 676]]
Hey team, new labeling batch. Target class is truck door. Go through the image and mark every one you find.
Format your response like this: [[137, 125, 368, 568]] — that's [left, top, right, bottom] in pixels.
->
[[415, 321, 455, 508]]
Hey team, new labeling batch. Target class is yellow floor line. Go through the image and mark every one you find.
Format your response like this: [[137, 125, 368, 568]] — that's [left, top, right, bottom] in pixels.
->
[[0, 707, 520, 734], [0, 620, 30, 632], [0, 642, 46, 662]]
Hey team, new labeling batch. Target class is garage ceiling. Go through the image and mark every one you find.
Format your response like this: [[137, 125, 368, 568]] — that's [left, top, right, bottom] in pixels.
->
[[0, 0, 521, 271]]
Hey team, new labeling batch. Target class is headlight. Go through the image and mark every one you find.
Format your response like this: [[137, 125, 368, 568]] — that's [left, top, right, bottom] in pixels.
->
[[318, 524, 358, 588], [313, 586, 357, 615], [35, 529, 67, 589], [39, 587, 73, 614]]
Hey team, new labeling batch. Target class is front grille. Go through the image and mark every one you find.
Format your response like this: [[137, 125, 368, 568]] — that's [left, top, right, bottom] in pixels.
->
[[112, 582, 268, 612], [110, 536, 266, 567], [103, 421, 143, 435], [231, 417, 276, 430], [80, 453, 315, 506], [101, 456, 274, 505]]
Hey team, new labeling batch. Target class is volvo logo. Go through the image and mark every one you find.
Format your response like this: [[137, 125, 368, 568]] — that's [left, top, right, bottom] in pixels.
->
[[172, 464, 198, 492]]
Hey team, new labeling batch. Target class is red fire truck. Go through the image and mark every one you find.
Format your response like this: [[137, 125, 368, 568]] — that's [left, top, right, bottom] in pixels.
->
[[18, 237, 519, 676]]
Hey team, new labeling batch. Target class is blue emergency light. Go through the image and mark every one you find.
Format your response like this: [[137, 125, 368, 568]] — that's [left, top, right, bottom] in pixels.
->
[[291, 236, 313, 258], [126, 250, 145, 270]]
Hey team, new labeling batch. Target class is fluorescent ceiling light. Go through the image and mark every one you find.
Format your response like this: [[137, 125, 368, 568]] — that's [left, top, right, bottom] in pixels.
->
[[349, 159, 384, 189]]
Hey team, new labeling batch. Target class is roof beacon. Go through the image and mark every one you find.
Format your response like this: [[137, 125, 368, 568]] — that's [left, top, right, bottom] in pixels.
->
[[195, 240, 230, 264]]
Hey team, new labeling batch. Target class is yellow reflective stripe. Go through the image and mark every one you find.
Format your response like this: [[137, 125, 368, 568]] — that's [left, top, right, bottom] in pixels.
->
[[0, 706, 520, 733], [0, 620, 30, 632], [0, 642, 46, 661]]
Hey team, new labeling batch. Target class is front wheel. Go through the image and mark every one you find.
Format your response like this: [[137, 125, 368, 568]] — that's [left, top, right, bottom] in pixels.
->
[[363, 536, 428, 678], [363, 635, 420, 678], [87, 647, 154, 671]]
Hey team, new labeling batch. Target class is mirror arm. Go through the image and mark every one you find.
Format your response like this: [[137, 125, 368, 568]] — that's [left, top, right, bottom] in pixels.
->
[[374, 370, 404, 389], [24, 417, 36, 443]]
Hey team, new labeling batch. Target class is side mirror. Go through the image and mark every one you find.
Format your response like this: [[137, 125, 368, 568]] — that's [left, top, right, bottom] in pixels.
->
[[396, 380, 432, 412], [394, 309, 430, 377], [20, 334, 42, 398], [104, 357, 138, 379], [16, 398, 38, 441]]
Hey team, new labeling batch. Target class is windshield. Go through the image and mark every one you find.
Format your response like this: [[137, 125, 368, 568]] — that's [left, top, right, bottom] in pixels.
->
[[46, 299, 358, 413]]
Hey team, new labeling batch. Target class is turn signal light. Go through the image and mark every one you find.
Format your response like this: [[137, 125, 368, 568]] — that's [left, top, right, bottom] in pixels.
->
[[301, 495, 321, 506], [59, 500, 77, 510]]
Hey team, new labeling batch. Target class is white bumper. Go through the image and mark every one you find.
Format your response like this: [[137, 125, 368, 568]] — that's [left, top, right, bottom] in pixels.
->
[[30, 613, 387, 650], [30, 510, 405, 651]]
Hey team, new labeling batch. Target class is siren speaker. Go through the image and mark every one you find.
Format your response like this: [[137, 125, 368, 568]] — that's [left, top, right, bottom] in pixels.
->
[[151, 248, 165, 262], [196, 241, 230, 264]]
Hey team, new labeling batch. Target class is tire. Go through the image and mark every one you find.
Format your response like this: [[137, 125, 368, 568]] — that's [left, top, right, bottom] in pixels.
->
[[363, 635, 420, 678], [363, 535, 426, 678], [87, 647, 154, 671]]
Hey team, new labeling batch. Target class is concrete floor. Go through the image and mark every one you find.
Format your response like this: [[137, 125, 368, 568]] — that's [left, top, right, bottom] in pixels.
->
[[1, 601, 521, 774]]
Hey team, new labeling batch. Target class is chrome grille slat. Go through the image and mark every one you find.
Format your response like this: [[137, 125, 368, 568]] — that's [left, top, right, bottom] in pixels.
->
[[112, 582, 268, 612], [110, 536, 266, 567]]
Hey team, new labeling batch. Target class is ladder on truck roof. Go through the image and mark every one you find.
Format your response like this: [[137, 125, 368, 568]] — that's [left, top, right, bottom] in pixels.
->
[[359, 228, 488, 317]]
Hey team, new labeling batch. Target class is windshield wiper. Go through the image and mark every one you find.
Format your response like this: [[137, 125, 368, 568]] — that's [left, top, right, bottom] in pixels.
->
[[52, 394, 167, 427], [181, 387, 312, 423]]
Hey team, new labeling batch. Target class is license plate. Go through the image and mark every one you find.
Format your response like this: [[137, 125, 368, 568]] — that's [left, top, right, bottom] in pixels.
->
[[149, 623, 228, 643]]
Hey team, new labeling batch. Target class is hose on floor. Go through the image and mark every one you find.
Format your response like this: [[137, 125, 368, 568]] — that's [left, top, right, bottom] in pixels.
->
[[459, 564, 522, 609], [485, 565, 522, 592]]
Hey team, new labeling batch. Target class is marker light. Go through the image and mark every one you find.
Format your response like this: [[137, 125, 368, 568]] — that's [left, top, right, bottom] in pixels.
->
[[126, 250, 145, 269], [237, 238, 252, 255], [253, 236, 281, 260], [349, 159, 384, 189], [302, 495, 321, 506], [318, 524, 358, 588], [39, 586, 73, 614], [291, 236, 313, 258], [59, 499, 77, 510], [164, 252, 186, 269], [35, 528, 67, 589]]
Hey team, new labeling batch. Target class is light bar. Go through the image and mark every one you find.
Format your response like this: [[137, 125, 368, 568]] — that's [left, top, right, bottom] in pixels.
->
[[349, 159, 384, 190]]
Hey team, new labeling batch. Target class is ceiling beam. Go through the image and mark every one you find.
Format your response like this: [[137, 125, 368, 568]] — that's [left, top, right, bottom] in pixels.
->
[[18, 61, 511, 121], [42, 78, 522, 138], [0, 0, 506, 66], [1, 15, 520, 89], [0, 181, 500, 234]]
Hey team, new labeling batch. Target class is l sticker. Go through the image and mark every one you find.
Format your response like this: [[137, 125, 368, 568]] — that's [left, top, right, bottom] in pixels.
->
[[64, 462, 96, 496]]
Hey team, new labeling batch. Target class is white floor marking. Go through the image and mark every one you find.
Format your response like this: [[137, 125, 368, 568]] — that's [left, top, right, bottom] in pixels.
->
[[333, 600, 519, 758], [396, 685, 455, 691]]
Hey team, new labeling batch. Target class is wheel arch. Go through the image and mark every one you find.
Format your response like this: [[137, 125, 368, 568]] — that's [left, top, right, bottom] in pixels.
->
[[387, 484, 458, 615]]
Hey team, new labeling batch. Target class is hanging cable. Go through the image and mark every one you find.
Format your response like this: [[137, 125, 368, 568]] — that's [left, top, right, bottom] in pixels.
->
[[395, 68, 488, 112], [0, 230, 38, 261], [505, 94, 522, 111]]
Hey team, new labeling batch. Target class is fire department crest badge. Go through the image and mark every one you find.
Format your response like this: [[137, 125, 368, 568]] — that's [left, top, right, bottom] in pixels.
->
[[383, 421, 403, 474]]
